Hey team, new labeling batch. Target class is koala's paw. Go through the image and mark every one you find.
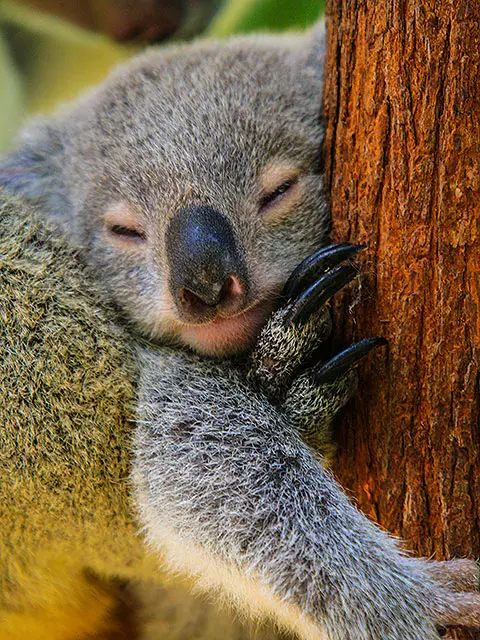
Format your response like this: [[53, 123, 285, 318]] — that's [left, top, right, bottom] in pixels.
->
[[413, 557, 480, 634], [436, 590, 480, 632], [421, 558, 480, 633], [283, 338, 386, 457], [249, 243, 365, 402], [422, 558, 480, 594], [248, 243, 387, 460]]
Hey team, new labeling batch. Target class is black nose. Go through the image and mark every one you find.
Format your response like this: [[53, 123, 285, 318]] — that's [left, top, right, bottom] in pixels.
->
[[166, 205, 249, 323]]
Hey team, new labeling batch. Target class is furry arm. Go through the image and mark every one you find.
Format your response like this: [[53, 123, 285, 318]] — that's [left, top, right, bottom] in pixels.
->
[[134, 348, 467, 640]]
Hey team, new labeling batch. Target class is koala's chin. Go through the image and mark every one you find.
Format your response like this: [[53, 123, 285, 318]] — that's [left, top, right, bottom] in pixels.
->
[[174, 302, 275, 358]]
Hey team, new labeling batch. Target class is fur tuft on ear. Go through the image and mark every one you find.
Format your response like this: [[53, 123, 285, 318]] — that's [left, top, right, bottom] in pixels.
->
[[306, 20, 327, 87], [0, 119, 70, 222]]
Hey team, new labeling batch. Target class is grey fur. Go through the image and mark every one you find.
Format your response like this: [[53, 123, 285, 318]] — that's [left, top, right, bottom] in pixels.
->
[[135, 348, 445, 639], [2, 22, 480, 640]]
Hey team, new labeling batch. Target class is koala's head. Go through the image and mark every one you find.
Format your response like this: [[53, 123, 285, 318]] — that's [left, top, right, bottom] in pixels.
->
[[0, 25, 328, 356]]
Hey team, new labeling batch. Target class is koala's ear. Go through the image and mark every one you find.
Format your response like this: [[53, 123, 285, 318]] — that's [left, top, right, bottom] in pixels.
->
[[306, 20, 326, 85], [0, 119, 69, 221]]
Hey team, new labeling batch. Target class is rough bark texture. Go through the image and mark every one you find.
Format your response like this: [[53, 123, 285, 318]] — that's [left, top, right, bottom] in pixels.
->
[[324, 2, 480, 637]]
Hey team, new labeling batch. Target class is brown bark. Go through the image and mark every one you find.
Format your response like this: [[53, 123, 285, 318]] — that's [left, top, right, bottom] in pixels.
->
[[323, 1, 480, 636]]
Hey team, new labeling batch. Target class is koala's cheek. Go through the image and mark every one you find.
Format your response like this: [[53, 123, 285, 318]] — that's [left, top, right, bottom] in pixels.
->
[[131, 290, 179, 340], [99, 260, 171, 340]]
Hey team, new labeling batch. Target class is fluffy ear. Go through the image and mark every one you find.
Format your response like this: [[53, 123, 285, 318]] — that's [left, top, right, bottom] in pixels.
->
[[306, 20, 326, 86], [0, 119, 70, 222]]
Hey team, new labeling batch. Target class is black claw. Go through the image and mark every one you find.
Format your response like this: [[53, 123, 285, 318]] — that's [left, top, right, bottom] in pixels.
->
[[284, 264, 359, 326], [313, 337, 388, 384], [283, 243, 366, 300]]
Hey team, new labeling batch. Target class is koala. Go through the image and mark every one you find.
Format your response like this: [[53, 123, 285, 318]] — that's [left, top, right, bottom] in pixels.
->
[[2, 23, 480, 640], [0, 26, 330, 357], [0, 192, 283, 640]]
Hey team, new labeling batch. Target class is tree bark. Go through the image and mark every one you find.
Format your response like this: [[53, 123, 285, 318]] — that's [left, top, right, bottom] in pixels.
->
[[323, 2, 480, 637]]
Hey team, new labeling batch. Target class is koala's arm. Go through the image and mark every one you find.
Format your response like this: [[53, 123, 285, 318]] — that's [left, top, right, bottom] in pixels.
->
[[134, 348, 478, 640]]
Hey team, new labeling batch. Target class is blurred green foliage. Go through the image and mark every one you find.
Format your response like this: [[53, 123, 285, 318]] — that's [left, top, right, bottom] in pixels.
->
[[210, 0, 324, 36]]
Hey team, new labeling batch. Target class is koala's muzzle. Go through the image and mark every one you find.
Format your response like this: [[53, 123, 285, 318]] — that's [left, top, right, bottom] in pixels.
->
[[166, 205, 249, 323]]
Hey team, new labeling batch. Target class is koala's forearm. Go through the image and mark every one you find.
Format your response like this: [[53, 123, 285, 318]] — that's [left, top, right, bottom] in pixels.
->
[[134, 349, 442, 640]]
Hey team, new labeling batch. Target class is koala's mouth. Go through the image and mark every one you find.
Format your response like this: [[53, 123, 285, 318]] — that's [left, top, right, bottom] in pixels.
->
[[178, 300, 275, 356]]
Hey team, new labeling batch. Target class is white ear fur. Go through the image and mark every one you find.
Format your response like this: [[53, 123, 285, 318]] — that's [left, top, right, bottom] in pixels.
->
[[0, 119, 69, 221], [306, 20, 327, 86]]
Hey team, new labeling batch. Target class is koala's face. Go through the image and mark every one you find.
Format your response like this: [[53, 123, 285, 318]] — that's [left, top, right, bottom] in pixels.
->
[[1, 30, 327, 356]]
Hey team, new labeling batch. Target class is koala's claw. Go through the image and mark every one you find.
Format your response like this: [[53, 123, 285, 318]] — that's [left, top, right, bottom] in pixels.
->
[[283, 242, 365, 300], [284, 263, 358, 326], [249, 244, 364, 403], [314, 337, 388, 384]]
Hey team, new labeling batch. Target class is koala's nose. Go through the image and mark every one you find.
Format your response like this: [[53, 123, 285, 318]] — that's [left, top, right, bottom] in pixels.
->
[[166, 205, 249, 323]]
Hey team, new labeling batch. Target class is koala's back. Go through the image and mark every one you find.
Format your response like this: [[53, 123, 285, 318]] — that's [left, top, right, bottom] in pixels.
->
[[0, 191, 160, 627]]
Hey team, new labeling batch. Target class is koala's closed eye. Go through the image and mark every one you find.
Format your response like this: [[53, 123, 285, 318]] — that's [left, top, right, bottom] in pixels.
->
[[258, 166, 302, 224], [259, 177, 298, 210], [108, 224, 146, 240], [104, 204, 147, 246]]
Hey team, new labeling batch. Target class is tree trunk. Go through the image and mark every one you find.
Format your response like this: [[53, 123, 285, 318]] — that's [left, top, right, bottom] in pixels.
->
[[323, 2, 480, 637]]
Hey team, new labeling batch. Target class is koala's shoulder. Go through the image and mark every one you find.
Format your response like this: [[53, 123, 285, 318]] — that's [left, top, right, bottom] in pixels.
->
[[0, 189, 136, 482]]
